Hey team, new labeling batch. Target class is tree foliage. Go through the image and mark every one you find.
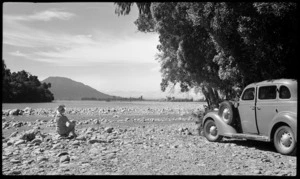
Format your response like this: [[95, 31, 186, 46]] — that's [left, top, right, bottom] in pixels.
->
[[115, 2, 297, 108], [2, 59, 54, 103]]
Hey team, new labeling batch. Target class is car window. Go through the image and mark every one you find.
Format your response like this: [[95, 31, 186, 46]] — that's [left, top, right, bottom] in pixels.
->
[[242, 87, 255, 100], [279, 85, 291, 99], [258, 86, 277, 100]]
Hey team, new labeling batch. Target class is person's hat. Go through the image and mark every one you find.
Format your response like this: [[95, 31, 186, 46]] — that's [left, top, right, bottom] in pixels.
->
[[57, 105, 65, 111]]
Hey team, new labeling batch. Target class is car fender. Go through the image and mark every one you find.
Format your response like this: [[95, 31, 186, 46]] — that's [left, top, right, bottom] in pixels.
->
[[202, 111, 237, 136], [268, 111, 297, 142]]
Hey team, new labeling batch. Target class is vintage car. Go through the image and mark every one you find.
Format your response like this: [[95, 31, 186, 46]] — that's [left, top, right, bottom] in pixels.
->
[[201, 79, 297, 155]]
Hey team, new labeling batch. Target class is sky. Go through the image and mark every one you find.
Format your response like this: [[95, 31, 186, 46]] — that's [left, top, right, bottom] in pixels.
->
[[3, 2, 203, 99]]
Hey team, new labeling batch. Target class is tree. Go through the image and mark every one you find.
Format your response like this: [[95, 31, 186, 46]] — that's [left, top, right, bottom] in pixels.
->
[[114, 2, 297, 108], [2, 59, 54, 103]]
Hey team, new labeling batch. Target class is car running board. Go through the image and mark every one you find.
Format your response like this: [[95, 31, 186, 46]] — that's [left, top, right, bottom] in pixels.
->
[[224, 133, 270, 142]]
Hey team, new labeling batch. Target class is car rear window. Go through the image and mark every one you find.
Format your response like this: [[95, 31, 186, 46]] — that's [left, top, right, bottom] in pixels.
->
[[279, 85, 291, 99], [258, 86, 277, 100]]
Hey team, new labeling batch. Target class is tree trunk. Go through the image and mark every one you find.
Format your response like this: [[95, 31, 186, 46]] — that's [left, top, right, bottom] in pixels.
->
[[201, 82, 221, 110]]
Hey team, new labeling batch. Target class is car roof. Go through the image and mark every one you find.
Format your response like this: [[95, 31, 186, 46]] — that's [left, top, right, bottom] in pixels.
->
[[247, 79, 297, 87]]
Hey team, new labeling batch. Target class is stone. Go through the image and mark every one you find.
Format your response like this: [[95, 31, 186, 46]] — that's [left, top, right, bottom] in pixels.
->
[[10, 158, 21, 164], [31, 138, 42, 145], [253, 169, 262, 174], [89, 148, 100, 155], [20, 129, 39, 142], [14, 139, 26, 146], [52, 143, 62, 150], [9, 131, 19, 138], [76, 135, 86, 141], [23, 107, 33, 115], [9, 109, 20, 116], [72, 140, 80, 146], [37, 156, 49, 163], [104, 127, 113, 133], [9, 170, 21, 175], [57, 152, 69, 157], [59, 155, 70, 163]]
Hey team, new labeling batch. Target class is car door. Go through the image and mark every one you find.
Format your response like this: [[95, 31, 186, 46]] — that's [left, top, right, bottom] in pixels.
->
[[238, 86, 259, 134], [256, 85, 278, 136]]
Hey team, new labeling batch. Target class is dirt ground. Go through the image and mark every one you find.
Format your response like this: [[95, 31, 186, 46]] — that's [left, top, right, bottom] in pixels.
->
[[2, 105, 297, 175]]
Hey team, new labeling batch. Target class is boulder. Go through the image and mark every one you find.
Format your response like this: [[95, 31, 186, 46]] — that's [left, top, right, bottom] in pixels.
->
[[59, 155, 70, 163], [2, 110, 10, 116], [19, 129, 40, 142], [104, 127, 114, 133], [31, 138, 42, 145], [9, 109, 20, 116], [14, 139, 26, 146], [9, 131, 19, 138], [23, 107, 33, 115]]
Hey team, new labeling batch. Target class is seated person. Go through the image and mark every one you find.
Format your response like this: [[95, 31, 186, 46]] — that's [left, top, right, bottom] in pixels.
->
[[55, 105, 77, 138]]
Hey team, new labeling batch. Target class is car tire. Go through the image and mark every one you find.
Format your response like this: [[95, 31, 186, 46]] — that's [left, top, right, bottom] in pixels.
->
[[218, 101, 235, 125], [274, 125, 297, 156], [203, 119, 223, 142]]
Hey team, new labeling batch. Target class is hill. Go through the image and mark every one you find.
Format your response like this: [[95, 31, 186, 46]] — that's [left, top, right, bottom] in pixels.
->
[[42, 76, 115, 100]]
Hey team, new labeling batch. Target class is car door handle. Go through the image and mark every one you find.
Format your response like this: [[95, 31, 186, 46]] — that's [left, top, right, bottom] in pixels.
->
[[257, 107, 261, 110], [251, 106, 255, 110]]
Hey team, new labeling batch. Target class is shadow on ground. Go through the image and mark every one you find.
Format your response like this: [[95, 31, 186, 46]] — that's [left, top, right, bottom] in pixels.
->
[[220, 138, 278, 153]]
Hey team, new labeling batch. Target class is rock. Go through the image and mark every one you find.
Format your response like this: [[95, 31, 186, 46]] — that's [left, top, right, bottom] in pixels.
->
[[94, 119, 100, 124], [3, 122, 10, 129], [14, 139, 26, 146], [20, 129, 39, 142], [253, 169, 262, 174], [9, 170, 21, 175], [9, 109, 20, 116], [89, 148, 100, 155], [104, 127, 113, 133], [10, 158, 21, 164], [23, 107, 33, 115], [75, 135, 86, 141], [9, 131, 19, 138], [37, 156, 48, 163], [31, 138, 42, 145], [72, 140, 80, 146], [88, 139, 105, 144], [59, 155, 70, 163], [6, 140, 14, 146], [12, 122, 23, 128], [57, 152, 69, 157], [52, 143, 62, 150], [265, 171, 273, 175]]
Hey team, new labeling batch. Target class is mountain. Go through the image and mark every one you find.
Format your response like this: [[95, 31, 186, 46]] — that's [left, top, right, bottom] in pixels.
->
[[42, 76, 116, 100]]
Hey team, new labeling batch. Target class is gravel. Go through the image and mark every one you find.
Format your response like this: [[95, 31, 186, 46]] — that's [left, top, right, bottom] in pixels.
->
[[2, 103, 297, 175]]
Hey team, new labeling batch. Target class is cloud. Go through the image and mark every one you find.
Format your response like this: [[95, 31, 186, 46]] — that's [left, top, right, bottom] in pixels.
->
[[9, 51, 28, 57], [4, 9, 75, 22], [3, 7, 159, 66]]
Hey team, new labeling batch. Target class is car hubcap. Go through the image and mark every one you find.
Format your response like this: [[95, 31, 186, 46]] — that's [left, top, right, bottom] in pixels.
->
[[280, 132, 292, 148], [209, 125, 217, 136]]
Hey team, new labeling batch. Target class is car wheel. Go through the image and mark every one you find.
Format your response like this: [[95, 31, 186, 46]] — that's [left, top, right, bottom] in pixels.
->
[[203, 119, 223, 142], [218, 101, 234, 125], [274, 125, 297, 156]]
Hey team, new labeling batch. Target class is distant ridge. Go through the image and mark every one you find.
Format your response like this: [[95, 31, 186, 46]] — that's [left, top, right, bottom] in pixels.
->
[[42, 76, 116, 100]]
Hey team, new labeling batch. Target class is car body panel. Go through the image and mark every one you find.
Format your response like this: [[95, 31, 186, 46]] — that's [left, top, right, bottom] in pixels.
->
[[268, 111, 297, 142], [202, 111, 237, 136], [238, 92, 258, 134]]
